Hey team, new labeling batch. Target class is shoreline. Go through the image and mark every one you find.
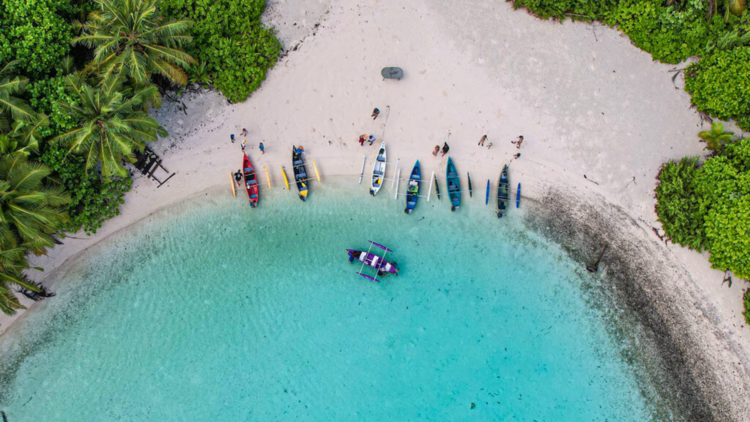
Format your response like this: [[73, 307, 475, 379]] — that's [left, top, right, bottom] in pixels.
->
[[1, 0, 749, 419]]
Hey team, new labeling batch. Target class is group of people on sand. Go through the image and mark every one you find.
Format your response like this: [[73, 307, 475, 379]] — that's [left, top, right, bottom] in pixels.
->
[[357, 107, 382, 146], [431, 135, 524, 159], [230, 128, 265, 154]]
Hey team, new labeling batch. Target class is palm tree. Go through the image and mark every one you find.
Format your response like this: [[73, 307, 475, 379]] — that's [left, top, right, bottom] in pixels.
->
[[0, 231, 41, 315], [52, 73, 168, 178], [0, 61, 37, 133], [698, 121, 735, 152], [0, 153, 70, 255], [73, 0, 194, 85]]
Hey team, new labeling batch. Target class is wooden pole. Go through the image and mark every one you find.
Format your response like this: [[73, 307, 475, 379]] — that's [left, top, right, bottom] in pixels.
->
[[427, 171, 434, 201]]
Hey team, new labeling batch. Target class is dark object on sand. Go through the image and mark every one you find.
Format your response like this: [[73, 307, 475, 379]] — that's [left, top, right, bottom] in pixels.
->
[[381, 67, 403, 80], [587, 243, 608, 273]]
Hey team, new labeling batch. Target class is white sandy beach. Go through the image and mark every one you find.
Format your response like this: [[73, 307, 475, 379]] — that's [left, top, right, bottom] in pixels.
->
[[2, 0, 749, 416]]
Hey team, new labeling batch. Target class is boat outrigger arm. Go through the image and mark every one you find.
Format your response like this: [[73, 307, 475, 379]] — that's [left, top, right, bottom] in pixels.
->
[[356, 240, 394, 283]]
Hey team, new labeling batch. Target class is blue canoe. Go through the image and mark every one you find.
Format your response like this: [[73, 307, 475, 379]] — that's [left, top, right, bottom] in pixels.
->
[[497, 165, 510, 218], [405, 160, 421, 214], [446, 157, 461, 211], [516, 183, 521, 208]]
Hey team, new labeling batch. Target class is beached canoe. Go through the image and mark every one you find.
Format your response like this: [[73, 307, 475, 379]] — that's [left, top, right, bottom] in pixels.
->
[[497, 165, 510, 218], [292, 145, 309, 201], [347, 249, 399, 276], [243, 154, 259, 207], [370, 141, 387, 196], [516, 183, 522, 208], [405, 160, 421, 214], [446, 157, 461, 211]]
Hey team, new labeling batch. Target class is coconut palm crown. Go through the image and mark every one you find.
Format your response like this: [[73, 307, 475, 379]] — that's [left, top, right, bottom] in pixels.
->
[[0, 61, 37, 133], [52, 73, 168, 178], [0, 153, 70, 255], [73, 0, 195, 85]]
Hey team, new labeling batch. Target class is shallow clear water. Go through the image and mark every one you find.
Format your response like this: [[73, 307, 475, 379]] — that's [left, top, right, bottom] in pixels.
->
[[0, 181, 650, 421]]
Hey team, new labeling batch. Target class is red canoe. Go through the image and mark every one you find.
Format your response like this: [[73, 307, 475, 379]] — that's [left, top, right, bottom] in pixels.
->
[[243, 154, 259, 207]]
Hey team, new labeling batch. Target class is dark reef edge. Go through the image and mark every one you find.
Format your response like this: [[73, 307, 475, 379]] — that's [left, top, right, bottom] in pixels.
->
[[523, 185, 746, 422]]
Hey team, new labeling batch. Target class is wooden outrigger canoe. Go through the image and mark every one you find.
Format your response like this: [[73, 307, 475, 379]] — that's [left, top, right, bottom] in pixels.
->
[[405, 160, 421, 214]]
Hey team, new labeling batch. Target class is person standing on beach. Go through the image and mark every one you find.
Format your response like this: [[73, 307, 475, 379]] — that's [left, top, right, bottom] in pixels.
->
[[241, 128, 248, 137], [487, 142, 493, 149], [441, 142, 450, 156], [230, 134, 235, 143], [479, 135, 487, 146], [514, 153, 521, 159], [359, 134, 366, 146], [368, 134, 376, 145], [432, 145, 440, 156], [512, 135, 524, 149], [259, 142, 265, 154], [371, 108, 380, 120], [241, 139, 247, 151]]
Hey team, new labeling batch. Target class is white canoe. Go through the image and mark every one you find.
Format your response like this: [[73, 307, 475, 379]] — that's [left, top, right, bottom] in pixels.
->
[[370, 141, 387, 196]]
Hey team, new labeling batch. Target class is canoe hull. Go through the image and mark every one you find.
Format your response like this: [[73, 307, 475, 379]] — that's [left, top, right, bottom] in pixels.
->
[[370, 141, 387, 196], [347, 249, 399, 275], [405, 160, 421, 214], [292, 145, 309, 201], [243, 154, 259, 207], [446, 157, 461, 211], [497, 165, 510, 218]]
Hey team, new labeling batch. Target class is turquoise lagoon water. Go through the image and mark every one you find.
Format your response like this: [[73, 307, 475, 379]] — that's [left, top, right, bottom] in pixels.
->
[[0, 181, 651, 421]]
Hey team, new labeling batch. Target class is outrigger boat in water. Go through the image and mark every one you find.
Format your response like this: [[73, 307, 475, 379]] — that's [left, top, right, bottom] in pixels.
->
[[242, 153, 259, 207], [292, 145, 309, 201], [497, 164, 510, 218], [370, 141, 387, 196], [446, 157, 461, 211], [347, 241, 399, 282], [404, 160, 421, 214]]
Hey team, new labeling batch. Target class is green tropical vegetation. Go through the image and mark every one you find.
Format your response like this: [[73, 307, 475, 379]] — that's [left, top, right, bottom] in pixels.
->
[[510, 0, 750, 323], [160, 0, 282, 102], [0, 0, 280, 314], [655, 135, 750, 318]]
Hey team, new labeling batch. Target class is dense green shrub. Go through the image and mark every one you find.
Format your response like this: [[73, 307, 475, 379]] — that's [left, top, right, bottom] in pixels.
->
[[744, 290, 750, 324], [41, 145, 132, 235], [26, 76, 78, 138], [656, 139, 750, 279], [655, 157, 705, 249], [698, 140, 750, 279], [161, 0, 281, 102], [507, 0, 616, 20], [0, 0, 88, 78], [685, 47, 750, 131], [606, 0, 726, 64]]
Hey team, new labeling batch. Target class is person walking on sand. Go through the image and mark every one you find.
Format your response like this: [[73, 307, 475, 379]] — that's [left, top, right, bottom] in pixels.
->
[[259, 142, 265, 154], [371, 108, 380, 120], [241, 128, 248, 137], [368, 134, 376, 145], [512, 135, 524, 149], [487, 142, 493, 150], [241, 139, 247, 151], [479, 135, 487, 146], [514, 153, 521, 160], [441, 142, 450, 156], [359, 134, 366, 146], [230, 134, 235, 143], [432, 145, 440, 156], [234, 170, 243, 186]]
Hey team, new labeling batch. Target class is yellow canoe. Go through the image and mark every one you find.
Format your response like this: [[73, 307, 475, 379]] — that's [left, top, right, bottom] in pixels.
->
[[281, 166, 290, 190], [229, 172, 236, 197], [313, 160, 322, 183]]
